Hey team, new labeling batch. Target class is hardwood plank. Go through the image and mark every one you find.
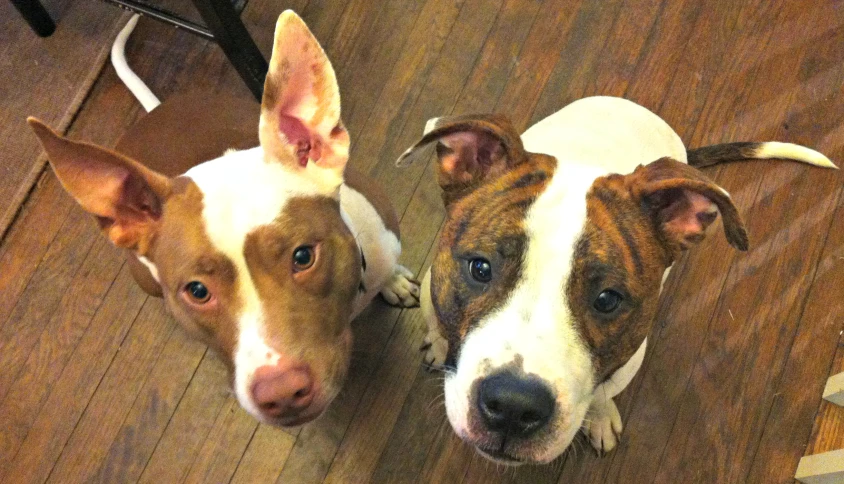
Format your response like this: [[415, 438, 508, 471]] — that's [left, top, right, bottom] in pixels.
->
[[1, 265, 147, 483], [804, 340, 844, 456], [494, 0, 586, 132], [654, 164, 841, 483], [347, 0, 466, 176], [420, 431, 476, 484], [229, 425, 296, 484], [746, 204, 844, 481], [93, 334, 209, 482], [0, 0, 127, 236], [527, 0, 626, 125], [368, 223, 444, 483], [332, 0, 426, 137], [43, 298, 173, 483], [0, 201, 98, 400], [0, 235, 122, 475], [650, 4, 843, 482], [0, 174, 74, 338], [622, 0, 704, 109], [366, 0, 506, 211], [135, 353, 232, 483]]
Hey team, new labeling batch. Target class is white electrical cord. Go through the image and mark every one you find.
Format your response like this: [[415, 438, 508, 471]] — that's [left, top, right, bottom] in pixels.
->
[[111, 14, 161, 112]]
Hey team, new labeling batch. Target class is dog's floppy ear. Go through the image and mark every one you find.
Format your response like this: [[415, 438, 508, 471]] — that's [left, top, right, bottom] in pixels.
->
[[28, 118, 170, 254], [627, 157, 748, 256], [259, 10, 349, 193], [396, 114, 528, 202]]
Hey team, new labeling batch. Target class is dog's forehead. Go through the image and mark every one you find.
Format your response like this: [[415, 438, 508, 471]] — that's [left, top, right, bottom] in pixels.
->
[[184, 147, 323, 255]]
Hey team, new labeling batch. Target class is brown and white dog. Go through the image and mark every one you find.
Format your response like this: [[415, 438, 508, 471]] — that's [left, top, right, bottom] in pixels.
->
[[397, 96, 836, 464], [27, 11, 419, 427]]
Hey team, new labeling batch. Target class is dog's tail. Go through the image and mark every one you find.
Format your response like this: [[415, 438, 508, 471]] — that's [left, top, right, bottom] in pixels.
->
[[687, 142, 837, 169], [111, 14, 161, 112]]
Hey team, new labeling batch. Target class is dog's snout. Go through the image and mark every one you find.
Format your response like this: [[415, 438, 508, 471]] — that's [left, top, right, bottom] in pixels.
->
[[251, 364, 314, 419], [477, 372, 555, 438]]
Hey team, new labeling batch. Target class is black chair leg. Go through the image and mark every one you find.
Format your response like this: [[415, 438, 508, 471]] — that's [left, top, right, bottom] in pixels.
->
[[11, 0, 56, 37], [191, 0, 268, 101]]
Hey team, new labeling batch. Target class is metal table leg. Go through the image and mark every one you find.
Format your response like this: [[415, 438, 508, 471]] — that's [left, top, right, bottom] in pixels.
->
[[190, 0, 268, 101], [11, 0, 56, 37]]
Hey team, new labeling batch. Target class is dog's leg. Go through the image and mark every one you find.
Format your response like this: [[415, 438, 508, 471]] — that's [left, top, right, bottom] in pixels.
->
[[418, 268, 448, 368], [380, 264, 421, 307], [585, 338, 647, 453]]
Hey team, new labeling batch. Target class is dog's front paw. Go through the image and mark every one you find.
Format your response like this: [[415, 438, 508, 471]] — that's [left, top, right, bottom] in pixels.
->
[[380, 265, 421, 307], [419, 329, 448, 370], [585, 396, 623, 454]]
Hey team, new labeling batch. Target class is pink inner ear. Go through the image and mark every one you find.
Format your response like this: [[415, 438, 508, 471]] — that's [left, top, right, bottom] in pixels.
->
[[665, 191, 718, 240], [278, 115, 317, 167]]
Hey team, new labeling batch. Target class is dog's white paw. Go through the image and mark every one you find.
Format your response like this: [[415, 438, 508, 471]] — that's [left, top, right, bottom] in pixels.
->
[[585, 396, 623, 454], [419, 329, 448, 369], [380, 265, 421, 307]]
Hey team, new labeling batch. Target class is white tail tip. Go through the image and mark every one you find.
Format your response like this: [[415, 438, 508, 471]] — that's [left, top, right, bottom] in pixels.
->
[[111, 14, 161, 113], [755, 142, 838, 169]]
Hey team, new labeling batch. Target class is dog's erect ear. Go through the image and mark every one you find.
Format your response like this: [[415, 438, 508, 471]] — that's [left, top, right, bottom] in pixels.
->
[[28, 118, 170, 253], [396, 114, 528, 201], [627, 157, 748, 256], [259, 10, 349, 192]]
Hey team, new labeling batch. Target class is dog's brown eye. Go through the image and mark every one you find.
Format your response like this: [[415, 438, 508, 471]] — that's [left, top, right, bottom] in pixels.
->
[[185, 281, 211, 303], [594, 289, 622, 313], [292, 246, 315, 271], [469, 258, 492, 283]]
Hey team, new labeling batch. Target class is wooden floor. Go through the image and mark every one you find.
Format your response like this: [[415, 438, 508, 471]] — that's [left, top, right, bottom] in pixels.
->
[[1, 0, 843, 482]]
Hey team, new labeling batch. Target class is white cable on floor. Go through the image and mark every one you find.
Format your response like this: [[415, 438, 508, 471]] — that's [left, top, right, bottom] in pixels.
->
[[111, 14, 161, 112]]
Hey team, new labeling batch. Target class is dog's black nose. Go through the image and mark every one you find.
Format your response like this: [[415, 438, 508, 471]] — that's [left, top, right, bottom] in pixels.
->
[[477, 372, 555, 438]]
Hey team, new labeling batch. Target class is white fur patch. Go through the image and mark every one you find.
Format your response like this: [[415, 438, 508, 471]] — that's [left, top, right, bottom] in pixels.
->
[[137, 255, 160, 283], [186, 147, 316, 415], [233, 320, 281, 421], [424, 117, 440, 135], [338, 184, 401, 316], [444, 163, 605, 462], [754, 141, 837, 169]]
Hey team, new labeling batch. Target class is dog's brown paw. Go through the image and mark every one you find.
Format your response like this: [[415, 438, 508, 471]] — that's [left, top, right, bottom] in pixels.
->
[[380, 265, 421, 308]]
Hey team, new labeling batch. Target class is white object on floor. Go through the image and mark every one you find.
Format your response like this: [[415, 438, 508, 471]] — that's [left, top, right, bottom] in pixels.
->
[[823, 372, 844, 407], [795, 449, 844, 484], [111, 14, 161, 112]]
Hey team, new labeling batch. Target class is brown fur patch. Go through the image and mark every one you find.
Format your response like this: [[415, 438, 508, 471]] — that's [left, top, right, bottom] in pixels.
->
[[568, 160, 745, 381], [431, 154, 556, 365], [628, 157, 748, 253], [150, 177, 242, 364], [245, 196, 361, 398], [567, 175, 669, 381]]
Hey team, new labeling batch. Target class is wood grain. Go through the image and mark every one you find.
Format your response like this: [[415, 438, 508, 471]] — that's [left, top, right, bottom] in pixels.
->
[[0, 1, 841, 482], [0, 0, 128, 238]]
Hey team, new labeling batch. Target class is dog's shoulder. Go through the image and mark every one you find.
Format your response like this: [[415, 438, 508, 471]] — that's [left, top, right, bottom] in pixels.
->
[[342, 166, 400, 238]]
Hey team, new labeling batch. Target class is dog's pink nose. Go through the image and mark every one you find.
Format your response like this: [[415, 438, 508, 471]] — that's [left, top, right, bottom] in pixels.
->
[[251, 364, 314, 419]]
